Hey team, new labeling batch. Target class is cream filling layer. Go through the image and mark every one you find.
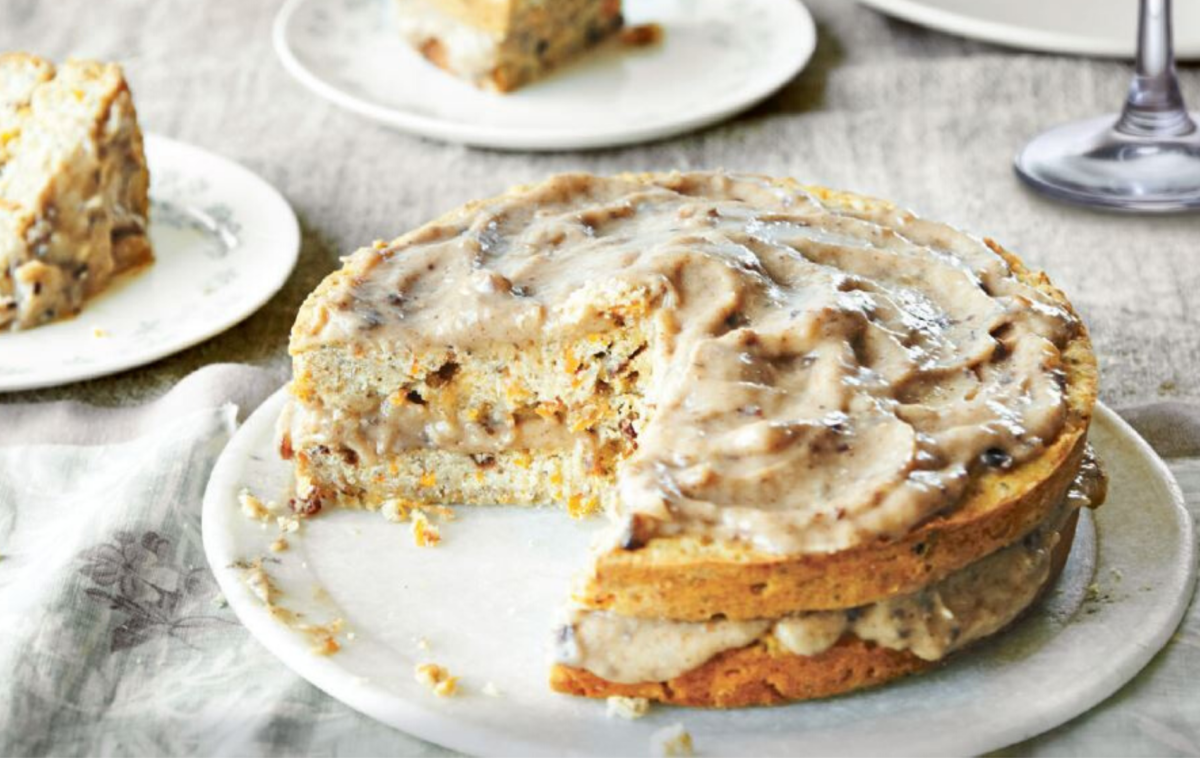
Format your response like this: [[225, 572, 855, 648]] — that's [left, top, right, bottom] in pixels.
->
[[554, 462, 1101, 685]]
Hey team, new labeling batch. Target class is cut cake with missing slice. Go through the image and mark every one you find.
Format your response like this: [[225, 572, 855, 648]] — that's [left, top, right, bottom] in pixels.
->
[[283, 172, 1104, 707]]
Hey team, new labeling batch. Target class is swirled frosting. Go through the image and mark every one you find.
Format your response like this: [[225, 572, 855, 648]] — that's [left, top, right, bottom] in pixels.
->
[[291, 173, 1079, 554]]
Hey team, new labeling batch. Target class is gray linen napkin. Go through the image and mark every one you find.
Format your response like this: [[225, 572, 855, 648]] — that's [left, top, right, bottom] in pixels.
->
[[0, 367, 1195, 756], [0, 365, 448, 757]]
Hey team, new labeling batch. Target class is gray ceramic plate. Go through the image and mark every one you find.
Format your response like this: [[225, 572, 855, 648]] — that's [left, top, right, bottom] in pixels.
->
[[274, 0, 816, 150]]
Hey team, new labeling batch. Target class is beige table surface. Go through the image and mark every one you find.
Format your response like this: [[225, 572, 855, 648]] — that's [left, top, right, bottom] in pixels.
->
[[2, 0, 1200, 409], [1, 2, 1199, 756]]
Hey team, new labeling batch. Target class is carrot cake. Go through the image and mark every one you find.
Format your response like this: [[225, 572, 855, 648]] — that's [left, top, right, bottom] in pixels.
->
[[393, 0, 624, 92], [0, 53, 152, 331], [282, 172, 1104, 706]]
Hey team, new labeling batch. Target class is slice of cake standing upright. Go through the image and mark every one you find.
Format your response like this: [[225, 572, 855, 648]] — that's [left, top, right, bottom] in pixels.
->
[[393, 0, 624, 92], [0, 54, 152, 331]]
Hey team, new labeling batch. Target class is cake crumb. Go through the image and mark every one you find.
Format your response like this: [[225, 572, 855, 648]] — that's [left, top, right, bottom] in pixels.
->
[[482, 681, 501, 697], [567, 493, 601, 519], [606, 695, 650, 720], [412, 510, 441, 547], [92, 327, 109, 338], [415, 663, 458, 697], [650, 724, 693, 757], [276, 515, 301, 534], [416, 636, 431, 652], [242, 562, 278, 605], [310, 617, 346, 656], [239, 489, 271, 522], [346, 631, 357, 641], [381, 498, 413, 523], [620, 23, 664, 48], [269, 537, 289, 553]]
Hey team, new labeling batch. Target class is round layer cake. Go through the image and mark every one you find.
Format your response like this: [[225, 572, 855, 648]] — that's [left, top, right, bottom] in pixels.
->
[[284, 172, 1103, 707]]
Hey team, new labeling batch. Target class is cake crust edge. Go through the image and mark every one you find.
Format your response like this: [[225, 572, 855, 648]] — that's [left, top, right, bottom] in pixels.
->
[[551, 509, 1080, 707]]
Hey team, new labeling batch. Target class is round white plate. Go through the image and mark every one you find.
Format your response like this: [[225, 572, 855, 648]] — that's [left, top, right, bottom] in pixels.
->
[[203, 397, 1196, 757], [0, 135, 300, 392], [273, 0, 816, 151], [858, 0, 1200, 60]]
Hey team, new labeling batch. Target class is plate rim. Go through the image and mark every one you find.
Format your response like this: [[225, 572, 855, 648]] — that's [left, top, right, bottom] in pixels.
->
[[272, 0, 817, 151], [202, 396, 1197, 756], [0, 134, 301, 393], [857, 0, 1200, 60]]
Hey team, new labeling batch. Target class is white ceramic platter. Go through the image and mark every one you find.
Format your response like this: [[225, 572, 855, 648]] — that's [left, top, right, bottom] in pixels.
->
[[273, 0, 816, 151], [858, 0, 1200, 60], [203, 396, 1195, 757], [0, 135, 300, 392]]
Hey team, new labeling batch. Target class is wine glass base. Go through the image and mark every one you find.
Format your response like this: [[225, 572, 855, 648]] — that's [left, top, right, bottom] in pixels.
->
[[1014, 113, 1200, 213]]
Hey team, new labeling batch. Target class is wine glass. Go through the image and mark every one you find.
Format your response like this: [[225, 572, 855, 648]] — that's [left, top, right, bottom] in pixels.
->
[[1014, 0, 1200, 212]]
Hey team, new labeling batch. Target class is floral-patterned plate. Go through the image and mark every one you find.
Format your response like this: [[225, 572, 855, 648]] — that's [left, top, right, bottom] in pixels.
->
[[0, 135, 300, 392], [203, 395, 1194, 757], [273, 0, 816, 151]]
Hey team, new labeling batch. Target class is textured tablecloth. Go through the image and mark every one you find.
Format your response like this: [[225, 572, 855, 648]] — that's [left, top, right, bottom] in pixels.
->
[[1, 0, 1199, 754], [1, 0, 1199, 409]]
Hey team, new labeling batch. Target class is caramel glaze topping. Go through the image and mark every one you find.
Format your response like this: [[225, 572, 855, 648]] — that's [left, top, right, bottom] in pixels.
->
[[291, 173, 1079, 555]]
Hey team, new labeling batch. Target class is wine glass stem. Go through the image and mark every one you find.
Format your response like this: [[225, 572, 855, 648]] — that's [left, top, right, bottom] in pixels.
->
[[1116, 0, 1196, 137]]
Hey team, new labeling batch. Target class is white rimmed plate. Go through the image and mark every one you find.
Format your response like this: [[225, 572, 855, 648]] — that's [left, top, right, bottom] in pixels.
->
[[203, 398, 1195, 757], [0, 135, 300, 392], [273, 0, 816, 151], [858, 0, 1200, 60]]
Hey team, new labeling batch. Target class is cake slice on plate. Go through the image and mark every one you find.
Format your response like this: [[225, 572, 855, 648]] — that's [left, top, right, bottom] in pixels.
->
[[393, 0, 624, 92], [0, 53, 152, 331]]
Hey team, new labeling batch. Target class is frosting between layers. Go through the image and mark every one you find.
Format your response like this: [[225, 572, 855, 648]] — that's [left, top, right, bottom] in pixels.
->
[[553, 458, 1102, 685], [289, 172, 1080, 555]]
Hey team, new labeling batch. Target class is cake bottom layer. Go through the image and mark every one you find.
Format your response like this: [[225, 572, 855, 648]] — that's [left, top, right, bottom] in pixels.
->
[[550, 507, 1080, 707]]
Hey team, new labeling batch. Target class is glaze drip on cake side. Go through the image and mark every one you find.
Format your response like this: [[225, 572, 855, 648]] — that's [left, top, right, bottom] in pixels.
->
[[288, 172, 1078, 555]]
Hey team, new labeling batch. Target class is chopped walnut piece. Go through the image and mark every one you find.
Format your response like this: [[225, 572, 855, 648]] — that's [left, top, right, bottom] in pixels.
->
[[415, 663, 458, 697]]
